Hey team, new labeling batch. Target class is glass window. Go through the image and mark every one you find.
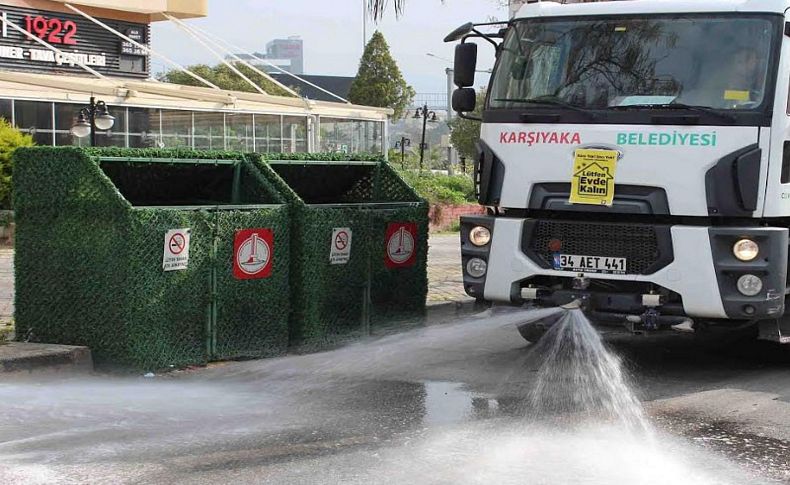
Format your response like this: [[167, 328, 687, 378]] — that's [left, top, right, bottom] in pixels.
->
[[282, 116, 308, 153], [14, 101, 52, 131], [93, 131, 126, 147], [194, 112, 225, 150], [53, 103, 126, 147], [321, 118, 371, 153], [254, 114, 282, 153], [488, 15, 778, 111], [361, 121, 383, 153], [0, 99, 12, 123], [319, 118, 344, 153], [128, 108, 159, 148], [161, 110, 192, 149], [30, 132, 53, 146], [226, 113, 253, 152], [55, 103, 84, 131]]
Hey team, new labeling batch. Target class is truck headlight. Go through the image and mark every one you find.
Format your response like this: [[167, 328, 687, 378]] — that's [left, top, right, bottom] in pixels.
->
[[469, 226, 491, 246], [736, 274, 763, 296], [466, 258, 488, 278], [733, 239, 759, 261]]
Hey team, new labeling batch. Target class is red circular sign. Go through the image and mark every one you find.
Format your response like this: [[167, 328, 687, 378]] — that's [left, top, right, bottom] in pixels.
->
[[335, 231, 349, 251], [233, 229, 274, 280], [169, 233, 186, 255]]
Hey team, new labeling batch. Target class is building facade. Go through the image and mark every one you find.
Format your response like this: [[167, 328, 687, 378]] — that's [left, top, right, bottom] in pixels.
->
[[265, 36, 303, 75], [0, 0, 388, 154]]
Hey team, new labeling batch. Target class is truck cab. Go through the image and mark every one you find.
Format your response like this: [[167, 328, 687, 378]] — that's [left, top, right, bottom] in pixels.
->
[[450, 0, 790, 342]]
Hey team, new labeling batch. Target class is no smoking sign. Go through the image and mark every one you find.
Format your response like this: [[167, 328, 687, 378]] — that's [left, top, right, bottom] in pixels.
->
[[163, 228, 191, 271], [330, 227, 352, 265]]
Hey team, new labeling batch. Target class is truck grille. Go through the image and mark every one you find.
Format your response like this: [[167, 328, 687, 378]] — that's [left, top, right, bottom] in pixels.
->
[[525, 220, 670, 275]]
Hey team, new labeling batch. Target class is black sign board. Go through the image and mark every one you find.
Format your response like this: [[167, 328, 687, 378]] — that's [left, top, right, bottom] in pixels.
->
[[121, 27, 146, 56], [0, 5, 150, 78]]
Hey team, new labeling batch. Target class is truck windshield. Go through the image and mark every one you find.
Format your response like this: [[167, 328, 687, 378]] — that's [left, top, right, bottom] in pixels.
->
[[488, 15, 778, 113]]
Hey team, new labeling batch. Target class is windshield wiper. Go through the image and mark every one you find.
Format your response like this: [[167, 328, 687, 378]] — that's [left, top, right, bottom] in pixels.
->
[[494, 96, 597, 119], [606, 103, 735, 122]]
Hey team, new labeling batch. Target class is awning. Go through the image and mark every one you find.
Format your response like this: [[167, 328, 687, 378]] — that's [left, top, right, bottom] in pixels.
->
[[0, 70, 391, 121]]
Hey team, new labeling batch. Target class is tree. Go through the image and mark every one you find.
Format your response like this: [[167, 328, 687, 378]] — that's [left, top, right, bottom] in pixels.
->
[[449, 90, 486, 164], [348, 31, 415, 119], [158, 62, 295, 97], [0, 119, 33, 208]]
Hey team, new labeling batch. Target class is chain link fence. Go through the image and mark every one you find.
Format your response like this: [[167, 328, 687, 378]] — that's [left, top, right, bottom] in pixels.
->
[[14, 147, 290, 370], [253, 155, 429, 346]]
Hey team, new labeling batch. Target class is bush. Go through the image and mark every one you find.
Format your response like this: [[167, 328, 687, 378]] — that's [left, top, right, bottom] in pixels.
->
[[0, 119, 33, 208], [398, 170, 475, 206]]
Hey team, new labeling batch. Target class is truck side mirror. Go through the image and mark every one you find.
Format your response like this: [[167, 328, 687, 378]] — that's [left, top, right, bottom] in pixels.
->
[[454, 43, 478, 88], [452, 88, 477, 113]]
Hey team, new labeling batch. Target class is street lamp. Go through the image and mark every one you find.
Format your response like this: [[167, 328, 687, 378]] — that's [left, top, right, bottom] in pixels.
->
[[394, 136, 411, 169], [413, 104, 438, 172], [71, 96, 115, 147]]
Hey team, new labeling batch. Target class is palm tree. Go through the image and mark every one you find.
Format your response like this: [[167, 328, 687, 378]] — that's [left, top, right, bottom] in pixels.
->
[[367, 0, 406, 20]]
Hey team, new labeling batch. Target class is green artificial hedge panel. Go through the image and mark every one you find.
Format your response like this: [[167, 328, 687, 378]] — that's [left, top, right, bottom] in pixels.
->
[[13, 147, 290, 370], [252, 155, 428, 345]]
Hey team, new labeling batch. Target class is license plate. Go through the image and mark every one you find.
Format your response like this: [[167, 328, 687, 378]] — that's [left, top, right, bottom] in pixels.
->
[[554, 254, 627, 274]]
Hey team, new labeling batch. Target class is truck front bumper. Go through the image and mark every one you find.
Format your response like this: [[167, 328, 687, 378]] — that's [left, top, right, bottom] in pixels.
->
[[460, 215, 788, 321]]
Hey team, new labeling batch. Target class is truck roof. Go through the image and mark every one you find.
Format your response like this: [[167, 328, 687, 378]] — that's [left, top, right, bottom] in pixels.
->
[[515, 0, 790, 18]]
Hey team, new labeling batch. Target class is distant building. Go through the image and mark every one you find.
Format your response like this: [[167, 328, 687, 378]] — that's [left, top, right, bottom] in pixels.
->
[[229, 36, 304, 75], [266, 37, 304, 75], [269, 74, 354, 103]]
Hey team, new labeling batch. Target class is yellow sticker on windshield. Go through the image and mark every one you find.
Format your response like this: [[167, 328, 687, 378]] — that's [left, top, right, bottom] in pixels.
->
[[724, 90, 750, 101], [570, 149, 618, 206]]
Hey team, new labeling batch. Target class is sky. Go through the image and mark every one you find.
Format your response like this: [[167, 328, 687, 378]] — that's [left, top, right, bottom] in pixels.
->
[[151, 0, 507, 94]]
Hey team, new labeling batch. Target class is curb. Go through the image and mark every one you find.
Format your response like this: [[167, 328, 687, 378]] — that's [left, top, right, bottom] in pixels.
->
[[0, 342, 93, 376], [426, 298, 488, 323]]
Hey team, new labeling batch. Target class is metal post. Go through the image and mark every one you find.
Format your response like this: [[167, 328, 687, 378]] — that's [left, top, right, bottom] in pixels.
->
[[231, 162, 242, 204], [89, 96, 96, 147], [362, 0, 368, 51], [419, 104, 428, 172], [446, 68, 456, 170], [400, 137, 407, 168]]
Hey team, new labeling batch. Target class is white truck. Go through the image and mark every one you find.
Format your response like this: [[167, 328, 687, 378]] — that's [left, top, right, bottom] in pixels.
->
[[448, 0, 790, 343]]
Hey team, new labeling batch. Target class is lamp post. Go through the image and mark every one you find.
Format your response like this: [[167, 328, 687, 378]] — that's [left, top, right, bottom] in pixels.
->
[[413, 104, 437, 172], [394, 137, 411, 169], [70, 96, 115, 147]]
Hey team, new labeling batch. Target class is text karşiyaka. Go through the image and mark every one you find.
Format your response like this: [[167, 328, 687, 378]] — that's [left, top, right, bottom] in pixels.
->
[[499, 131, 582, 146]]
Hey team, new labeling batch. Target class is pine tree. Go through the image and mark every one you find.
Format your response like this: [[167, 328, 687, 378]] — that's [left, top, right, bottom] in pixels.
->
[[348, 31, 415, 119]]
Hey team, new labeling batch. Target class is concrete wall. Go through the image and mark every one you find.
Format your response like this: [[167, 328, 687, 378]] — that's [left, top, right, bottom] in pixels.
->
[[429, 204, 486, 232]]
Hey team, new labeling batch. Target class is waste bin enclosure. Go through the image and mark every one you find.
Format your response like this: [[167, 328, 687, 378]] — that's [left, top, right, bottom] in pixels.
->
[[14, 147, 290, 370], [254, 155, 428, 344]]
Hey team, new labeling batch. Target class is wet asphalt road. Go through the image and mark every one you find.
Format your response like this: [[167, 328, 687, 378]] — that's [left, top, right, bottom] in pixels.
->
[[2, 307, 790, 484]]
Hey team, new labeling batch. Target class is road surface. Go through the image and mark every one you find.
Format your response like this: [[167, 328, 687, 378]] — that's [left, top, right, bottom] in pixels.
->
[[1, 307, 790, 484]]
